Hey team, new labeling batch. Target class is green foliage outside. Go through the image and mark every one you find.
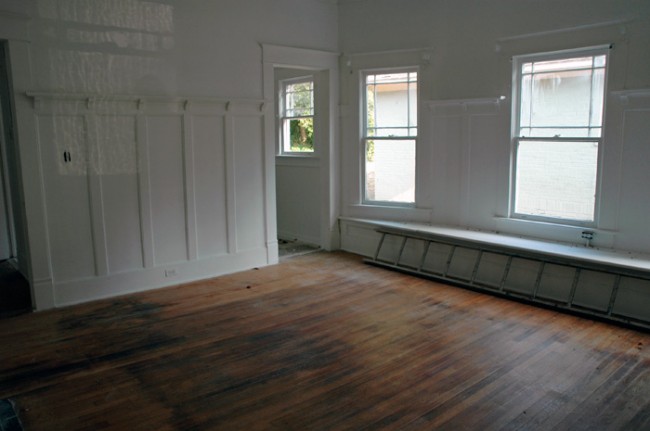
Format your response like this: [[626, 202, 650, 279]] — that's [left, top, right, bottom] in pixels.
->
[[289, 117, 314, 152], [366, 86, 375, 162], [286, 81, 314, 152]]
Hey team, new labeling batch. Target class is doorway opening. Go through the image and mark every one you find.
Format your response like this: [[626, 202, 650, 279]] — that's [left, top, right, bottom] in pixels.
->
[[274, 67, 323, 259], [0, 41, 31, 316], [262, 45, 340, 264]]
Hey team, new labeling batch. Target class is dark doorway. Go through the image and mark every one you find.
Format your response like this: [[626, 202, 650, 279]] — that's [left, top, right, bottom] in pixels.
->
[[0, 42, 31, 316]]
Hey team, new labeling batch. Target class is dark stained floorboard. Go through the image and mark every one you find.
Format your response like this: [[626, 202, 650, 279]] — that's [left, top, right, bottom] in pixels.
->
[[0, 251, 648, 430]]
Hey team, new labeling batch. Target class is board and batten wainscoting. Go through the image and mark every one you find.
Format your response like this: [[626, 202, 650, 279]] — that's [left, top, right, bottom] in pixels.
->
[[27, 92, 275, 308]]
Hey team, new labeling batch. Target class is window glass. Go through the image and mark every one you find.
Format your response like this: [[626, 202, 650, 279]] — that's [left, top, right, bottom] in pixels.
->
[[366, 72, 417, 137], [365, 139, 416, 203], [363, 70, 417, 204], [281, 79, 314, 153], [512, 50, 607, 223], [517, 55, 606, 138], [515, 140, 599, 221]]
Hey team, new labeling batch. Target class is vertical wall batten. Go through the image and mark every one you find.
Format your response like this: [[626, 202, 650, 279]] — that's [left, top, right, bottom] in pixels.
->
[[224, 114, 237, 254], [182, 112, 198, 261], [85, 114, 109, 277], [25, 92, 272, 306], [136, 114, 155, 269]]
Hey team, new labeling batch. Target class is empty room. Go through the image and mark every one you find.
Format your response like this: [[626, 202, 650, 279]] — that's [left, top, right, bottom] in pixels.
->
[[0, 0, 649, 429]]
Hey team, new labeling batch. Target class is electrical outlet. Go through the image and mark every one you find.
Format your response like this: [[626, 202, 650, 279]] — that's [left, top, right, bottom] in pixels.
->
[[165, 268, 178, 277], [581, 231, 595, 240]]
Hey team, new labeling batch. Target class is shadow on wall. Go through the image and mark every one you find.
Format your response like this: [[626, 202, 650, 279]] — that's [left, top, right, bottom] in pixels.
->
[[36, 0, 176, 95]]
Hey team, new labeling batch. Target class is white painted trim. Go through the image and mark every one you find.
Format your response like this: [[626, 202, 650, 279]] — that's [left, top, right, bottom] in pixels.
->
[[425, 97, 505, 118], [26, 92, 265, 106], [85, 114, 110, 276], [340, 217, 650, 272], [495, 19, 629, 57], [54, 248, 268, 307], [494, 217, 616, 249], [424, 97, 506, 108], [346, 204, 432, 223], [610, 89, 650, 108], [7, 40, 56, 311], [263, 44, 340, 252], [262, 44, 339, 70], [610, 88, 650, 97], [340, 48, 435, 220], [224, 115, 238, 254], [496, 19, 631, 45], [32, 278, 55, 311], [345, 47, 433, 57], [136, 115, 155, 269], [28, 97, 273, 309], [182, 113, 198, 261]]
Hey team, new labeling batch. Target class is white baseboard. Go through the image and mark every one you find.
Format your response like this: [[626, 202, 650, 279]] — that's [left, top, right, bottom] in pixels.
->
[[53, 248, 268, 307]]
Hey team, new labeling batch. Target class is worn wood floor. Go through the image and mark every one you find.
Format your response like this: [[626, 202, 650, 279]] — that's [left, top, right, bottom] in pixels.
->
[[1, 251, 649, 430]]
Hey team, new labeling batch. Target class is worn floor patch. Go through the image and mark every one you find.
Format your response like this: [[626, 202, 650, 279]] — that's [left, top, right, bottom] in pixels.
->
[[278, 239, 320, 259], [0, 399, 23, 431]]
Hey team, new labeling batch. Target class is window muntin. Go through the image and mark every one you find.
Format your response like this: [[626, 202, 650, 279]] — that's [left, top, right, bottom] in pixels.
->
[[280, 78, 314, 153], [518, 55, 606, 139], [512, 50, 608, 223], [363, 70, 417, 204]]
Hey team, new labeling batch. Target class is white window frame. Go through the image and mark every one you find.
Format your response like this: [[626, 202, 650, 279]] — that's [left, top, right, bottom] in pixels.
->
[[278, 76, 315, 155], [361, 67, 418, 207], [510, 46, 610, 227]]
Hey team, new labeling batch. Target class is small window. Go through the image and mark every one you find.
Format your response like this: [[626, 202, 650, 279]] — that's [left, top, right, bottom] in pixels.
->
[[279, 78, 314, 153], [511, 48, 608, 223], [363, 70, 417, 204]]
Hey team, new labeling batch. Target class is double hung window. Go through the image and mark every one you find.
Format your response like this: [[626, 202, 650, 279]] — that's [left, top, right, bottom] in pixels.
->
[[280, 78, 314, 153], [363, 70, 417, 204], [512, 48, 608, 223]]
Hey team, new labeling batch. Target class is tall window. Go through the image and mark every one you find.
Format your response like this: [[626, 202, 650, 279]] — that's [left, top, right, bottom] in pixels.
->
[[363, 70, 417, 204], [512, 48, 608, 223], [280, 78, 314, 153]]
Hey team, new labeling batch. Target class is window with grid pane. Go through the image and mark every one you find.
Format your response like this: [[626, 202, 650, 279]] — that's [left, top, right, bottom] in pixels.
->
[[280, 78, 314, 153], [364, 70, 417, 204], [512, 49, 608, 223]]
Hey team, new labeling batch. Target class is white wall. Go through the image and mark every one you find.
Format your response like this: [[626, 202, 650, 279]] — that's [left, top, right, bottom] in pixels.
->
[[276, 158, 322, 245], [0, 0, 338, 309], [3, 0, 647, 309], [339, 0, 650, 255]]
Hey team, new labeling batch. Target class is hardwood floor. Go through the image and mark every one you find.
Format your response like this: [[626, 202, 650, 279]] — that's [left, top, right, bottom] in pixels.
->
[[0, 251, 648, 430]]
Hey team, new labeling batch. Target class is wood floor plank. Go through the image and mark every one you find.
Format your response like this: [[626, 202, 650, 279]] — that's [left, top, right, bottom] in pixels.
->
[[0, 251, 648, 430]]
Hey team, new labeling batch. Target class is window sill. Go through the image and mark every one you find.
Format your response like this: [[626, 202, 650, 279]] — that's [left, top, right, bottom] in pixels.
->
[[494, 216, 616, 248], [346, 204, 431, 223], [339, 217, 650, 275]]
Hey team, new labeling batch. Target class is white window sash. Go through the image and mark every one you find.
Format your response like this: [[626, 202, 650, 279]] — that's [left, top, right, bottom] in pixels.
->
[[510, 47, 609, 224]]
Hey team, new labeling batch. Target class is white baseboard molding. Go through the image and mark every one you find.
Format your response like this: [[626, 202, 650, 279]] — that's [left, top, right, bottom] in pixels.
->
[[53, 248, 268, 308]]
